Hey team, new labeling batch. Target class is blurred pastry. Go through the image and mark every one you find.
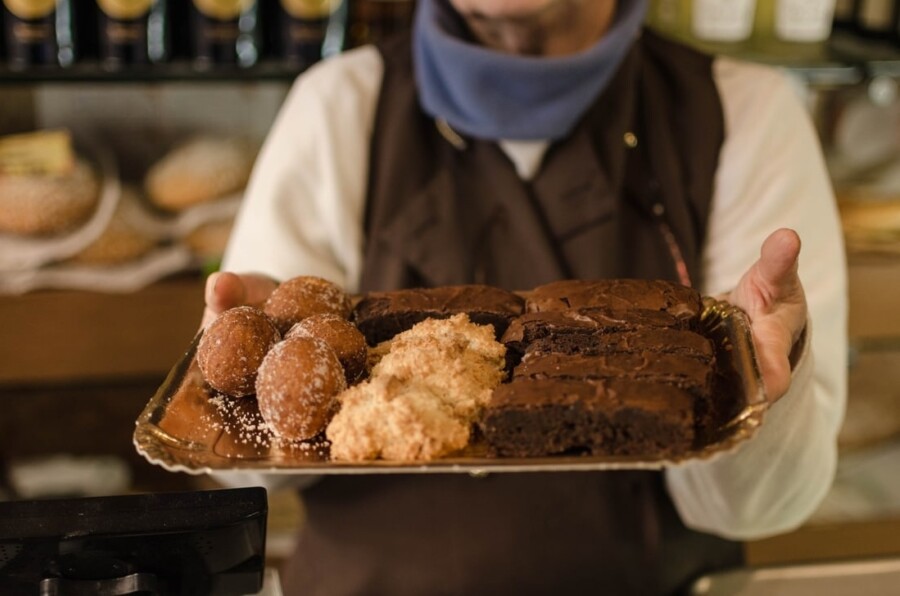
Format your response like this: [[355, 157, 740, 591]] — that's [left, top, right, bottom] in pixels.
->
[[183, 219, 234, 261], [68, 187, 157, 265], [0, 159, 99, 235], [145, 136, 256, 212]]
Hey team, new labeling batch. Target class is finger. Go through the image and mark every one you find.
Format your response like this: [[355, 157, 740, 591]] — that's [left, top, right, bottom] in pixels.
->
[[756, 228, 801, 299]]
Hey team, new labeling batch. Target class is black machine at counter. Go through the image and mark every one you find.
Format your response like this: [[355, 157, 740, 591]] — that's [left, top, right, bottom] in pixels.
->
[[0, 487, 268, 596]]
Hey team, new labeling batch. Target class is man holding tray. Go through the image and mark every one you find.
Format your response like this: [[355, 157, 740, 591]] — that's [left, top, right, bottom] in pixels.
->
[[205, 0, 846, 593]]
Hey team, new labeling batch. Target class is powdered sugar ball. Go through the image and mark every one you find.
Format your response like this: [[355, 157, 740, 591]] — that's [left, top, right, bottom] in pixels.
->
[[198, 306, 281, 397], [256, 336, 347, 441], [263, 276, 351, 334], [286, 313, 368, 384]]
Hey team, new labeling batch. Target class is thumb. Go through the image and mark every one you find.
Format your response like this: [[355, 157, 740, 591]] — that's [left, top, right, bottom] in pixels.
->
[[205, 271, 246, 315], [755, 228, 802, 301]]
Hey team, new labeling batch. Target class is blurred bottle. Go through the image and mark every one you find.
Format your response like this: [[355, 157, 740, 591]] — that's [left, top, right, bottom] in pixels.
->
[[2, 0, 76, 68], [690, 0, 758, 52], [854, 0, 898, 40], [832, 0, 857, 29], [753, 0, 836, 60], [277, 0, 347, 68], [191, 0, 258, 68], [96, 0, 167, 69], [347, 0, 414, 48]]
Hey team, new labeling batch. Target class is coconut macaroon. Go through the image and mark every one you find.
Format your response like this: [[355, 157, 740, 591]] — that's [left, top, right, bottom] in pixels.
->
[[327, 376, 469, 462], [326, 314, 506, 461]]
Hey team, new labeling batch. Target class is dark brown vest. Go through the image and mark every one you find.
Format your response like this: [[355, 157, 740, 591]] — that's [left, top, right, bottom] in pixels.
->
[[284, 31, 741, 596]]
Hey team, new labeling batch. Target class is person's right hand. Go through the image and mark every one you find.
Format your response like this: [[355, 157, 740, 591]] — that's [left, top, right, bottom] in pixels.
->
[[202, 271, 279, 327]]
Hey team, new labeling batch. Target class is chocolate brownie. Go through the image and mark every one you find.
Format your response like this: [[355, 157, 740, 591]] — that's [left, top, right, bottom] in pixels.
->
[[523, 328, 715, 364], [480, 379, 695, 458], [513, 351, 712, 397], [526, 279, 703, 326], [501, 308, 684, 357], [353, 285, 524, 345]]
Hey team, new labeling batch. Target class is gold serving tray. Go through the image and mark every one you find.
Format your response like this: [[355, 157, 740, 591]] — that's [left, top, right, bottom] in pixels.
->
[[134, 297, 768, 475]]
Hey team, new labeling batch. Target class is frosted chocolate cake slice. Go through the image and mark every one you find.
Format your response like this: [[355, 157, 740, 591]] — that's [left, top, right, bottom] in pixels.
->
[[513, 351, 712, 397], [523, 328, 715, 364], [353, 285, 524, 345], [526, 279, 703, 326], [501, 308, 684, 357], [480, 379, 695, 458]]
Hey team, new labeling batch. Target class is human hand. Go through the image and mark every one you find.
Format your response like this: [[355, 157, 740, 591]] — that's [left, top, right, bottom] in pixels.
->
[[202, 271, 279, 328], [726, 229, 808, 403]]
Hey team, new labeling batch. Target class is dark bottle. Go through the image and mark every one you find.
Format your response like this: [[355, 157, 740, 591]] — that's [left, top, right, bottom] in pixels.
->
[[96, 0, 167, 68], [278, 0, 346, 68], [191, 0, 258, 68], [347, 0, 414, 48], [2, 0, 75, 68], [854, 0, 899, 39], [833, 0, 857, 30]]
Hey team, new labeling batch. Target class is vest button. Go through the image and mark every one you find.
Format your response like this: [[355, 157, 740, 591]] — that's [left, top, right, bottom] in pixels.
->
[[623, 131, 638, 148]]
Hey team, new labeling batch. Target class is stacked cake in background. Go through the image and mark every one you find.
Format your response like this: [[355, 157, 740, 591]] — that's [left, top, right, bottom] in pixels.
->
[[481, 280, 717, 459]]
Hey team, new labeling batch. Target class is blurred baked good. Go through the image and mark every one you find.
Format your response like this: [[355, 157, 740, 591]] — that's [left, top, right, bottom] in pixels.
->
[[183, 219, 234, 261], [0, 159, 99, 235], [198, 306, 281, 397], [256, 336, 347, 441], [286, 313, 368, 383], [263, 276, 352, 334], [145, 136, 256, 212], [68, 187, 157, 265]]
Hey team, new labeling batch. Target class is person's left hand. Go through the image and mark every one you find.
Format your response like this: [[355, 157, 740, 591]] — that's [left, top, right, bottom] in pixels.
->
[[726, 228, 808, 403]]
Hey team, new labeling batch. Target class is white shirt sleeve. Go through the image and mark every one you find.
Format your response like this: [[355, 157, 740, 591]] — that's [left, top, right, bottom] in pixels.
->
[[221, 46, 384, 292], [664, 58, 848, 540]]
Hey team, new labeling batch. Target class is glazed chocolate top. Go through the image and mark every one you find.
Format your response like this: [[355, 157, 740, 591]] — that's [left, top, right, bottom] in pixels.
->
[[523, 328, 714, 362], [488, 378, 694, 414], [501, 308, 683, 349], [354, 285, 525, 319], [514, 351, 711, 395], [525, 279, 702, 323]]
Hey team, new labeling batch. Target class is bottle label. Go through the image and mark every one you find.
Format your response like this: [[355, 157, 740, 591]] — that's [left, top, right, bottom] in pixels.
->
[[3, 0, 56, 20], [280, 0, 339, 20], [692, 0, 756, 42], [97, 0, 153, 20], [858, 0, 893, 30], [775, 0, 836, 42], [193, 0, 252, 20]]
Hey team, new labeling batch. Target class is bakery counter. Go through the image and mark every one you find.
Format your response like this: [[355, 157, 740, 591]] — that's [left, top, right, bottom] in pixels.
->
[[744, 516, 900, 566], [0, 278, 206, 495], [0, 276, 205, 385]]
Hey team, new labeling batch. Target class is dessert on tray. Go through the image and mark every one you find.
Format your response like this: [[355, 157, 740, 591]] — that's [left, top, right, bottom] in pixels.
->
[[184, 278, 745, 465]]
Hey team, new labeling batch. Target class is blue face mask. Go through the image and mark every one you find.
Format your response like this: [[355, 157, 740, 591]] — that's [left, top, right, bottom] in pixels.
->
[[412, 0, 648, 142]]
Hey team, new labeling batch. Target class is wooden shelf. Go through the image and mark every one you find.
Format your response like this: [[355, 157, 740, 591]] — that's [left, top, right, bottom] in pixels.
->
[[0, 277, 205, 385], [746, 517, 900, 566]]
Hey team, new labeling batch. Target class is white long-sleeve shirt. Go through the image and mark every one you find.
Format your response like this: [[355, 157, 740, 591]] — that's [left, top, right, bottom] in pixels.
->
[[222, 45, 848, 541]]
